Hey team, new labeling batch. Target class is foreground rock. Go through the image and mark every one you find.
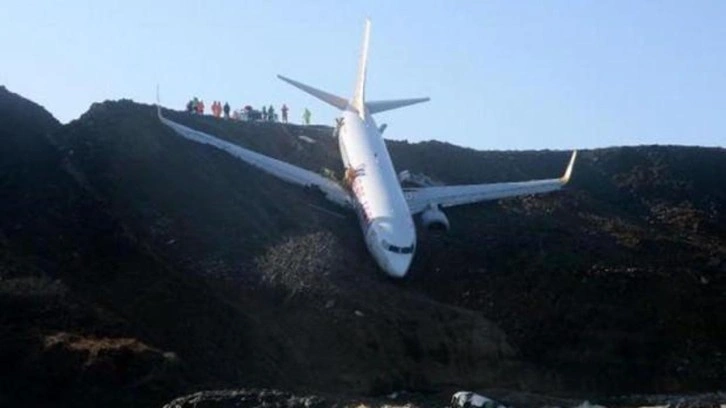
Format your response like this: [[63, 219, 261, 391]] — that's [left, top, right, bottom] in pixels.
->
[[163, 388, 726, 408], [163, 389, 328, 408]]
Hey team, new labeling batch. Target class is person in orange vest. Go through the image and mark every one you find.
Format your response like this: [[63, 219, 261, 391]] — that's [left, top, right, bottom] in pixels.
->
[[214, 101, 221, 118]]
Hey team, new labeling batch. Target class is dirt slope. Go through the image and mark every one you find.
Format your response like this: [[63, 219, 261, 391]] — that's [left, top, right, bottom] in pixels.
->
[[1, 91, 724, 406]]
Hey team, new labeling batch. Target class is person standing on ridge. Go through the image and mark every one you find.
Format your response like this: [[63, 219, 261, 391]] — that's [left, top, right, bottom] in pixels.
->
[[198, 99, 205, 115], [223, 102, 230, 119], [281, 104, 289, 123], [268, 105, 275, 122], [262, 106, 267, 121], [302, 108, 311, 125]]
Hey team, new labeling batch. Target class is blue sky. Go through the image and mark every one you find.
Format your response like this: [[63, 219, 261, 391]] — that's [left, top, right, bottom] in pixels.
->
[[2, 1, 724, 150]]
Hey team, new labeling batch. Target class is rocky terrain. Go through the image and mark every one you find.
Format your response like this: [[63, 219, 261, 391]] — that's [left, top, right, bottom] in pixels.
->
[[1, 86, 724, 407]]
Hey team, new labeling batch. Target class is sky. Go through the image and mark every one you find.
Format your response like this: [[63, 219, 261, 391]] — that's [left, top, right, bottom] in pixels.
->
[[2, 1, 724, 150]]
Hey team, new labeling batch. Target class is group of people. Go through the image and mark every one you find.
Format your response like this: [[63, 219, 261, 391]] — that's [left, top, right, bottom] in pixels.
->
[[186, 97, 205, 114], [185, 97, 311, 125], [210, 101, 230, 118]]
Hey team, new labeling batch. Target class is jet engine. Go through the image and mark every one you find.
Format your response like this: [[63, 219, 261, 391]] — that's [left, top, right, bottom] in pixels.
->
[[420, 205, 450, 232]]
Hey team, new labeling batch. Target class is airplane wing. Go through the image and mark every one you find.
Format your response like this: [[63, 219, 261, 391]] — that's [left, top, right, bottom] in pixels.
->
[[157, 107, 353, 209], [405, 151, 577, 214]]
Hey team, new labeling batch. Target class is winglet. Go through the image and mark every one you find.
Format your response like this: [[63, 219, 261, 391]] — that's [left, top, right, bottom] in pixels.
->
[[561, 150, 577, 184], [155, 84, 162, 119]]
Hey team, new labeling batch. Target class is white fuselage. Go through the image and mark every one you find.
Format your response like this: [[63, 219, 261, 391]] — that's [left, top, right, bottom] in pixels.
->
[[338, 110, 416, 277]]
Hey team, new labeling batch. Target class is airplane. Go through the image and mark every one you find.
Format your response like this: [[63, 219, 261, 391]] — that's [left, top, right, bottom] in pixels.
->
[[157, 19, 577, 278]]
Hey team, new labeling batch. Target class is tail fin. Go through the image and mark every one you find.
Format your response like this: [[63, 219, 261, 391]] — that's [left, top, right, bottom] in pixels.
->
[[278, 19, 428, 117], [351, 18, 371, 118], [277, 75, 349, 110]]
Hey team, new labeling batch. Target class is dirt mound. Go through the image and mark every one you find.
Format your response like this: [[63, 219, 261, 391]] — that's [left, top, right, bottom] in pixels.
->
[[1, 90, 724, 406], [1, 93, 531, 405]]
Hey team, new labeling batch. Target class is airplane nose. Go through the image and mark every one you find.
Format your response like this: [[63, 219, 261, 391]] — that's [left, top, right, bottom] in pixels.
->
[[384, 254, 412, 278], [366, 218, 416, 278]]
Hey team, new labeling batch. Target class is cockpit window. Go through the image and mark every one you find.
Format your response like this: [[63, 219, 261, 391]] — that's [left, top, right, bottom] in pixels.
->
[[381, 240, 415, 254]]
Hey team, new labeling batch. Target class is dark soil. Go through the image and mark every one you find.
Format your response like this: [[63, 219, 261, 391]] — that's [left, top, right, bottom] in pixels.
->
[[1, 87, 724, 407]]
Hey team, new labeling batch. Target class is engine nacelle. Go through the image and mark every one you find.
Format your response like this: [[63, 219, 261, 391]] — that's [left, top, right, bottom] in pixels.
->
[[420, 205, 450, 233]]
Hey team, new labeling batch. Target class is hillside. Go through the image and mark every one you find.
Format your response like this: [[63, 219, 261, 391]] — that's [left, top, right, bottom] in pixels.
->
[[1, 88, 724, 406], [0, 89, 195, 406]]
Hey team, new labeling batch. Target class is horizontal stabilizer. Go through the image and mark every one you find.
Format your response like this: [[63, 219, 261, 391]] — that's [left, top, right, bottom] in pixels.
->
[[367, 97, 430, 114], [277, 75, 349, 111]]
